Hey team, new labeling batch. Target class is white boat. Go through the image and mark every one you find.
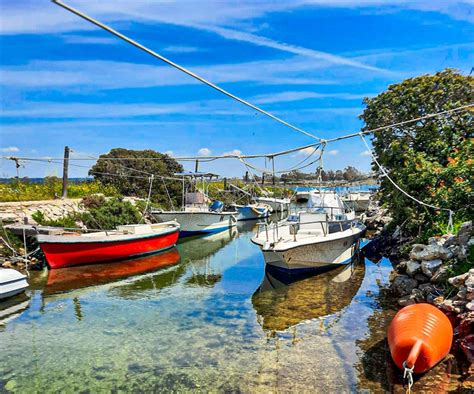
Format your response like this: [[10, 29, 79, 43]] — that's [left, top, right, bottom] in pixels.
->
[[254, 196, 290, 212], [0, 269, 28, 300], [341, 191, 372, 212], [232, 203, 271, 221], [251, 192, 365, 274], [295, 191, 311, 203], [152, 173, 237, 237]]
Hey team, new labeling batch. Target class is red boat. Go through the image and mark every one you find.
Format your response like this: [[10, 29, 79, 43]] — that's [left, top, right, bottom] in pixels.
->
[[37, 222, 180, 269]]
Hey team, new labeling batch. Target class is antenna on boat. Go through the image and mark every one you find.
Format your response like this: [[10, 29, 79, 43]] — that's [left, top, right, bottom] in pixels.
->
[[51, 0, 322, 142]]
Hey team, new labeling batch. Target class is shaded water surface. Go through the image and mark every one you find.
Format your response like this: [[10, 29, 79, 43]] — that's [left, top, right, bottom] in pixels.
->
[[0, 224, 398, 392]]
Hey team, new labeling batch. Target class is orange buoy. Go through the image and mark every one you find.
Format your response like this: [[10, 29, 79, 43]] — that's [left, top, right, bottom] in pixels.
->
[[387, 303, 453, 374]]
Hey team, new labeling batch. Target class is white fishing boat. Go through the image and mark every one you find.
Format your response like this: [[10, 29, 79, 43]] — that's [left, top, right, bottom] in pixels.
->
[[232, 203, 271, 221], [254, 196, 290, 212], [341, 191, 372, 212], [151, 172, 237, 237], [0, 269, 28, 300], [295, 191, 311, 203], [251, 192, 365, 274]]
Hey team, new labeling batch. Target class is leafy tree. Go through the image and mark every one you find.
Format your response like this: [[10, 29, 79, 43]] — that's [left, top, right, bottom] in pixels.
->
[[360, 69, 473, 237], [89, 148, 184, 209]]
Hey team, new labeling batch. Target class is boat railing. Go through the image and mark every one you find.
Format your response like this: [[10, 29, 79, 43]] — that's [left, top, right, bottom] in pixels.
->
[[256, 217, 358, 243]]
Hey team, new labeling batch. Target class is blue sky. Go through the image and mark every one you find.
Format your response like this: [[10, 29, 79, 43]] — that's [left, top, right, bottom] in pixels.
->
[[0, 0, 473, 178]]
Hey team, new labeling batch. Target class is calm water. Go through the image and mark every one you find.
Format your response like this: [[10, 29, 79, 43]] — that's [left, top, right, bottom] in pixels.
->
[[0, 222, 397, 392]]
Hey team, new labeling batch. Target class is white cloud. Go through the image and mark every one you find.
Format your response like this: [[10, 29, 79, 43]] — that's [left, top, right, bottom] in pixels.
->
[[197, 148, 211, 156], [0, 146, 19, 153], [296, 146, 320, 156], [163, 46, 200, 53], [327, 149, 339, 155], [199, 25, 385, 72], [252, 91, 374, 104], [222, 149, 242, 156], [0, 58, 337, 90], [361, 150, 372, 156], [164, 150, 174, 156]]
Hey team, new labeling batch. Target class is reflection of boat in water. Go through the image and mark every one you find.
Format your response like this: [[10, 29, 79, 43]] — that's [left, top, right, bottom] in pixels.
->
[[252, 261, 365, 331], [0, 293, 30, 326], [177, 227, 237, 262], [44, 248, 181, 295]]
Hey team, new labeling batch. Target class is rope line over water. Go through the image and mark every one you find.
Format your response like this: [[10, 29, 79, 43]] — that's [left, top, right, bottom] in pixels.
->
[[51, 0, 322, 142]]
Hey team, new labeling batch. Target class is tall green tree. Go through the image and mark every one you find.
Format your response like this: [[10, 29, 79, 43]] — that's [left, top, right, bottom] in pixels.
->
[[360, 69, 473, 237], [89, 148, 184, 209]]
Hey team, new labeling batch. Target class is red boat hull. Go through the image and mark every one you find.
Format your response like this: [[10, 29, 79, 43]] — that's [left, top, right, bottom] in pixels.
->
[[41, 230, 180, 269]]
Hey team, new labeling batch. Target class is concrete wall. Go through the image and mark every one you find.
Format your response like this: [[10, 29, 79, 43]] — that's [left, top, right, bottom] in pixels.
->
[[0, 199, 83, 224]]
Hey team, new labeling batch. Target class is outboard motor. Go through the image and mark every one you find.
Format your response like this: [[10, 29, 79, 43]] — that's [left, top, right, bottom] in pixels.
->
[[209, 200, 224, 213]]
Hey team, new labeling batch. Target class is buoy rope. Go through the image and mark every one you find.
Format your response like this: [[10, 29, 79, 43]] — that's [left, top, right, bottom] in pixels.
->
[[402, 361, 414, 393]]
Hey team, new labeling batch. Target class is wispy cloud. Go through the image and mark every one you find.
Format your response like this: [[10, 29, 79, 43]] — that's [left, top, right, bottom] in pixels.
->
[[164, 150, 174, 157], [163, 45, 200, 53], [0, 59, 337, 90], [197, 148, 211, 156], [295, 146, 320, 156], [252, 91, 374, 104], [0, 146, 20, 153], [198, 25, 385, 72], [361, 150, 372, 156], [327, 149, 339, 155]]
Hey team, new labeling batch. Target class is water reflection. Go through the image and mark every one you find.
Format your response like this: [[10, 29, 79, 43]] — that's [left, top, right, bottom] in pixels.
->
[[0, 293, 30, 328], [252, 260, 365, 331], [44, 248, 181, 295]]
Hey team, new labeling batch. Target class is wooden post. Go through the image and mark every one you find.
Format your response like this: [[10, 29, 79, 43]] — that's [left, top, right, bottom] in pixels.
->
[[245, 171, 249, 183], [61, 146, 70, 199], [224, 177, 227, 190], [195, 159, 199, 173], [261, 173, 265, 186]]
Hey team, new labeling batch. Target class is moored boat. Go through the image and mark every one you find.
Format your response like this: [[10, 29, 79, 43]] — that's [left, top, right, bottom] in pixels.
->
[[232, 203, 271, 221], [152, 173, 237, 237], [341, 191, 372, 212], [37, 222, 180, 269], [295, 191, 311, 203], [254, 196, 290, 212], [0, 269, 28, 300], [252, 192, 365, 274]]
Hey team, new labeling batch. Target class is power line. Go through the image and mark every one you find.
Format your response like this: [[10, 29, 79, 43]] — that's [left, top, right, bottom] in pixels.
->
[[51, 0, 322, 142]]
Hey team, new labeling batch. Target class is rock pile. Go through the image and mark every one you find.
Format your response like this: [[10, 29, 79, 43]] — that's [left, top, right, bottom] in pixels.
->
[[361, 203, 392, 235], [389, 221, 473, 386], [390, 221, 472, 307]]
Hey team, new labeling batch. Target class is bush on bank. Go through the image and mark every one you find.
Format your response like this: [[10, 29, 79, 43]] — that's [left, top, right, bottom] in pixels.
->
[[360, 69, 473, 240]]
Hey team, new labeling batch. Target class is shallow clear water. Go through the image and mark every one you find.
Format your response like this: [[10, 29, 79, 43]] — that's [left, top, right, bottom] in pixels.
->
[[0, 223, 397, 392]]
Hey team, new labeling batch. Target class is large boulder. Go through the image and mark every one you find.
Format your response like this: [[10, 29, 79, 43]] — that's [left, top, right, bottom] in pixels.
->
[[421, 259, 443, 277], [410, 243, 453, 261], [392, 275, 418, 297]]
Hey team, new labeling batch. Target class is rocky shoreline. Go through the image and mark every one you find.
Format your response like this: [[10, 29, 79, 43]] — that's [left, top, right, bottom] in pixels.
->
[[363, 204, 473, 390]]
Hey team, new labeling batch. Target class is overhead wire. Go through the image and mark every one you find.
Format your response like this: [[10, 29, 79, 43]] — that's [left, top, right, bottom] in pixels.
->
[[51, 0, 322, 142]]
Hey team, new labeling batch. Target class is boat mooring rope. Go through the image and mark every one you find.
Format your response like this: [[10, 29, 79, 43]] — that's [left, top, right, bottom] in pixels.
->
[[360, 134, 454, 233]]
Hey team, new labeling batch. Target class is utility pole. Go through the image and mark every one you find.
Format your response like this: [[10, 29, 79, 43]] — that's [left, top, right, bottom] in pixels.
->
[[61, 146, 70, 199]]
